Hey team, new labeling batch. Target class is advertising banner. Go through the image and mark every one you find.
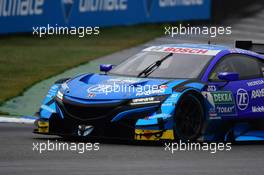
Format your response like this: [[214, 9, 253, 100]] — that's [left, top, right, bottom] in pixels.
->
[[0, 0, 211, 34]]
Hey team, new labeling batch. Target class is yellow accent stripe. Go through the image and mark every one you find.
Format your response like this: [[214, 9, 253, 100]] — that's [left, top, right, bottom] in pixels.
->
[[135, 129, 174, 141]]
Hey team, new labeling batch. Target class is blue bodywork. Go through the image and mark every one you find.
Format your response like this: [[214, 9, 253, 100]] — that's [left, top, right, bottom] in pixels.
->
[[34, 43, 264, 142]]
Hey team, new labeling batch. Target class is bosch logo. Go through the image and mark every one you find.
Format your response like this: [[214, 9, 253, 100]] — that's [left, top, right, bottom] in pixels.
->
[[236, 88, 249, 111]]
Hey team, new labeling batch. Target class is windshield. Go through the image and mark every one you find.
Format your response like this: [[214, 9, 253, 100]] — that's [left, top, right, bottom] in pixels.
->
[[110, 51, 213, 79]]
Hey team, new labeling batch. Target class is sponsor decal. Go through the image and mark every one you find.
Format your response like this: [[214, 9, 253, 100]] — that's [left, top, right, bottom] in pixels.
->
[[251, 88, 264, 99], [107, 78, 140, 84], [229, 49, 259, 56], [211, 91, 233, 104], [247, 80, 264, 87], [0, 0, 44, 17], [143, 46, 221, 56], [47, 84, 60, 98], [87, 92, 96, 98], [207, 85, 217, 92], [136, 88, 165, 96], [164, 47, 208, 54], [144, 0, 204, 18], [204, 91, 236, 117], [41, 105, 56, 113], [38, 121, 49, 133], [214, 103, 236, 116], [252, 106, 264, 113], [79, 0, 128, 13], [236, 88, 249, 111], [208, 108, 219, 119], [135, 129, 174, 140], [159, 0, 204, 7], [160, 85, 168, 89], [216, 106, 235, 115]]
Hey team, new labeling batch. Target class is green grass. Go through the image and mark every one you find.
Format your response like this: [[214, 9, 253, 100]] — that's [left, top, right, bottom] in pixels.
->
[[0, 24, 163, 104], [0, 111, 9, 115]]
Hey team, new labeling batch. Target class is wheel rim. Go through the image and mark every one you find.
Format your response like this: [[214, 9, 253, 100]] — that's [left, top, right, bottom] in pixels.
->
[[174, 94, 203, 141]]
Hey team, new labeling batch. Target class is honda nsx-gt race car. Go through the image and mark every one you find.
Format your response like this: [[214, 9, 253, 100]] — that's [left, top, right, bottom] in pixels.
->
[[33, 41, 264, 142]]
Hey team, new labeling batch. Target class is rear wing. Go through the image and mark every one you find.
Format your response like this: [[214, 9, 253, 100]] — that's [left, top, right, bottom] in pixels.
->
[[235, 40, 264, 54]]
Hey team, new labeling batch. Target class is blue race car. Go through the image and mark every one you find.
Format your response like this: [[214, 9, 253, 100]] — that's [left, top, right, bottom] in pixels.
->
[[33, 41, 264, 142]]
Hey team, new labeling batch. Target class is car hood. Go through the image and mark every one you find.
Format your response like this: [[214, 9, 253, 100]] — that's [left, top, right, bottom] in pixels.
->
[[61, 73, 187, 101]]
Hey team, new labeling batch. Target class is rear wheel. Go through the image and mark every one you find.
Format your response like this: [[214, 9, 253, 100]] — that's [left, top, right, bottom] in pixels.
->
[[173, 94, 204, 142]]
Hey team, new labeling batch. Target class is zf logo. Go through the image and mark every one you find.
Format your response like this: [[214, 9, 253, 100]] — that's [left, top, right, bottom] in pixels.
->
[[236, 88, 249, 111]]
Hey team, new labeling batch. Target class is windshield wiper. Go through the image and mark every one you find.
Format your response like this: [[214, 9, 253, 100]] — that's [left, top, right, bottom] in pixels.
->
[[137, 52, 173, 78]]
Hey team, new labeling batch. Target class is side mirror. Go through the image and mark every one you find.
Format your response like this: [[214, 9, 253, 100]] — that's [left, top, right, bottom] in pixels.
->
[[100, 64, 113, 74], [218, 72, 239, 81]]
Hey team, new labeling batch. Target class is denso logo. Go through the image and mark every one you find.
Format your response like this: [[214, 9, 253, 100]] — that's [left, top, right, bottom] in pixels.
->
[[236, 88, 249, 111], [0, 0, 44, 17]]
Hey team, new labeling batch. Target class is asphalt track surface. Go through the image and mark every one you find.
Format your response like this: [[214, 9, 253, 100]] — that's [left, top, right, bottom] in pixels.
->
[[0, 123, 264, 175], [1, 6, 264, 175]]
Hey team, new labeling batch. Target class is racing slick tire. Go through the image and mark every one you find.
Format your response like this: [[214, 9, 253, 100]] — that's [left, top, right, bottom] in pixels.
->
[[173, 93, 204, 142]]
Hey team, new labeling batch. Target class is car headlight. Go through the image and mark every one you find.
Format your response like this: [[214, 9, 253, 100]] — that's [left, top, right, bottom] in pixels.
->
[[56, 90, 64, 101], [129, 95, 167, 106]]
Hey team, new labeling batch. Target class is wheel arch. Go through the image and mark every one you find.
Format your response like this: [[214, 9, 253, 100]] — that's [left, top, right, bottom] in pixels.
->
[[172, 88, 206, 141], [174, 88, 206, 115]]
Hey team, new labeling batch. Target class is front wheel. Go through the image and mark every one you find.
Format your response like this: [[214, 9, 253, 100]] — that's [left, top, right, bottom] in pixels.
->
[[173, 94, 204, 142]]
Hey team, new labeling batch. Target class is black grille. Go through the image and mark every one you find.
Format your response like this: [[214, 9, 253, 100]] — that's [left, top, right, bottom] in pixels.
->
[[60, 100, 123, 121]]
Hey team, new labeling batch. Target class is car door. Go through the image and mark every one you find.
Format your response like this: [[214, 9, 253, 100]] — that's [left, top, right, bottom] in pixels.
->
[[207, 54, 264, 119]]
